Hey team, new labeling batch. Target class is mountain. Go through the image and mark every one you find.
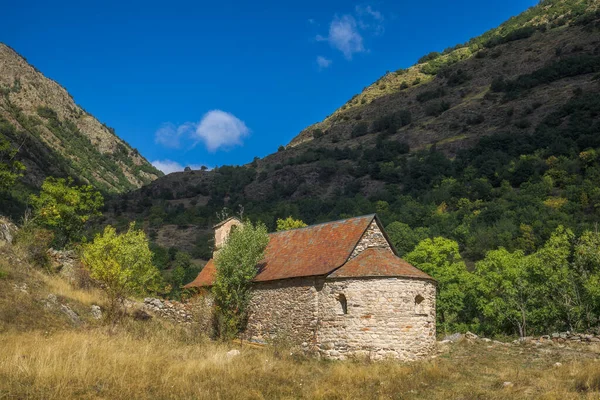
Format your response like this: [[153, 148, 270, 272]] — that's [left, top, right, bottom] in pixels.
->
[[107, 0, 600, 262], [0, 43, 161, 198]]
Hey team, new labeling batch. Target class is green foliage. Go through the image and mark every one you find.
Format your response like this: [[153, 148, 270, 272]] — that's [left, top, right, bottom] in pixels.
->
[[371, 110, 412, 134], [417, 87, 447, 103], [212, 220, 269, 339], [30, 177, 104, 247], [425, 101, 451, 117], [82, 223, 162, 316], [276, 216, 307, 231], [0, 125, 25, 191], [493, 55, 600, 98], [351, 122, 369, 138], [406, 237, 471, 333], [385, 222, 429, 256]]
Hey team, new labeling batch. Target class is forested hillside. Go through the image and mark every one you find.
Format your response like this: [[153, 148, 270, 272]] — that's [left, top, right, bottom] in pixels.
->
[[107, 0, 600, 265], [0, 43, 162, 216]]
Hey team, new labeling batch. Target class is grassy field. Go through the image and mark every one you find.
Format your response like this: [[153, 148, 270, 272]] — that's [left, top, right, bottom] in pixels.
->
[[3, 246, 600, 399], [3, 325, 600, 399]]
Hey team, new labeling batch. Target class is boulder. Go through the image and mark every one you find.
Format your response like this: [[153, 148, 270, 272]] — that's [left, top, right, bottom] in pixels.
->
[[91, 305, 102, 320], [465, 331, 478, 340], [443, 333, 463, 342], [0, 218, 17, 246]]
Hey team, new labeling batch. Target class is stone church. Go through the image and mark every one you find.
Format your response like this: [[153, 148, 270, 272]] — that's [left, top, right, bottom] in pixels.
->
[[185, 214, 436, 361]]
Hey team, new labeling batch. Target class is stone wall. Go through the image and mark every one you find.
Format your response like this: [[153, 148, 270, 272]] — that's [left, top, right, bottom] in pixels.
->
[[244, 277, 322, 346], [350, 220, 393, 259], [214, 218, 243, 254], [317, 277, 436, 360]]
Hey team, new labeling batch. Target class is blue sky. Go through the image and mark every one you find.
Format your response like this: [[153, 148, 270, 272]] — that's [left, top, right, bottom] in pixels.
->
[[3, 0, 537, 174]]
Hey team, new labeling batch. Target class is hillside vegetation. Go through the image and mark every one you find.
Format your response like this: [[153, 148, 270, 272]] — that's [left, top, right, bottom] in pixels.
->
[[108, 0, 600, 262], [0, 43, 162, 216]]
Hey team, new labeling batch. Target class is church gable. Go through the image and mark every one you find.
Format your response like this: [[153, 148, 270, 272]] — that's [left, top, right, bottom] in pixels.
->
[[349, 218, 394, 259]]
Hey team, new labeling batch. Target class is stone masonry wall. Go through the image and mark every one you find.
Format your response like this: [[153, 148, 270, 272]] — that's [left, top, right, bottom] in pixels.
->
[[243, 277, 322, 346], [350, 220, 393, 259], [317, 277, 436, 360]]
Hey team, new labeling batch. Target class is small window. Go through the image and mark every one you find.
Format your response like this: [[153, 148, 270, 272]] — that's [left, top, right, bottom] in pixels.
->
[[337, 294, 348, 315], [414, 294, 426, 315]]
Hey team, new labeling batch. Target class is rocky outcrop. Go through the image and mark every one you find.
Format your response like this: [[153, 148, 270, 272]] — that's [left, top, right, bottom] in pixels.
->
[[0, 217, 17, 246]]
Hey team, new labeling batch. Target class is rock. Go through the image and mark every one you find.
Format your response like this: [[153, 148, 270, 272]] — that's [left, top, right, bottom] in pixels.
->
[[60, 304, 81, 325], [12, 283, 28, 293], [133, 309, 152, 321], [590, 337, 600, 342], [465, 331, 478, 340], [443, 333, 463, 342], [44, 293, 58, 308], [90, 305, 102, 320], [0, 217, 17, 246], [226, 349, 240, 359], [540, 335, 550, 341], [481, 338, 492, 343], [554, 362, 562, 367], [503, 382, 513, 388]]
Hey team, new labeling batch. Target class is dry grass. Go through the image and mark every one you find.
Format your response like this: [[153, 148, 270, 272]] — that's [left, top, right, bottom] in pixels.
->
[[2, 323, 600, 399]]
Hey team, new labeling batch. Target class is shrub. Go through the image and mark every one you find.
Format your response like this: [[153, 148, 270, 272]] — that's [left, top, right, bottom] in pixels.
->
[[400, 81, 409, 90], [82, 223, 162, 318], [417, 87, 447, 103], [351, 122, 369, 138], [425, 101, 451, 117], [466, 114, 485, 125], [418, 51, 441, 64]]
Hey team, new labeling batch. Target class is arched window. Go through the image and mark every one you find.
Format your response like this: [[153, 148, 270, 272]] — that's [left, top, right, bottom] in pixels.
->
[[337, 294, 348, 315], [414, 294, 426, 315]]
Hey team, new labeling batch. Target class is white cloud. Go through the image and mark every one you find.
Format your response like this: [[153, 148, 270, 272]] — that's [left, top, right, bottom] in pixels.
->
[[154, 122, 195, 149], [316, 56, 332, 70], [151, 159, 209, 174], [317, 14, 364, 60], [154, 110, 249, 152], [355, 5, 384, 35], [192, 110, 250, 152], [356, 5, 383, 21]]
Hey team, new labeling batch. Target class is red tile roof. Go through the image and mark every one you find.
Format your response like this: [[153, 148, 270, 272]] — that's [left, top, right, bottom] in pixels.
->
[[183, 214, 432, 288], [328, 247, 434, 281]]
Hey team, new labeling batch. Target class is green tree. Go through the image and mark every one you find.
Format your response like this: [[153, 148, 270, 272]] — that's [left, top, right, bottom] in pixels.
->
[[385, 222, 429, 256], [30, 177, 103, 247], [573, 229, 600, 328], [276, 216, 307, 231], [0, 131, 25, 190], [82, 223, 162, 318], [212, 220, 269, 339], [474, 248, 533, 337], [405, 237, 470, 332]]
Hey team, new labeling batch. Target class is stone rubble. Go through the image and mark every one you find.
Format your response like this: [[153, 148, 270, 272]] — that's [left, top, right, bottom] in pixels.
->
[[439, 331, 600, 347], [0, 217, 17, 246], [142, 297, 194, 324]]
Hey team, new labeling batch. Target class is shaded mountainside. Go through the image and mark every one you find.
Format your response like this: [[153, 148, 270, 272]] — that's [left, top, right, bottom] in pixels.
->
[[0, 43, 161, 199], [107, 0, 600, 262]]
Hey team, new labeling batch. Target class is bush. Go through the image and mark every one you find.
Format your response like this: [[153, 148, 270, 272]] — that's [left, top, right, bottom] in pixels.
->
[[417, 87, 447, 103], [466, 114, 485, 125], [371, 110, 412, 134], [82, 223, 162, 319], [351, 122, 369, 138], [418, 52, 441, 64], [400, 81, 409, 90], [425, 101, 451, 117]]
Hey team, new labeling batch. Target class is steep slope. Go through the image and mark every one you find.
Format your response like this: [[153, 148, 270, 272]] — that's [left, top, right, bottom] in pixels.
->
[[0, 43, 161, 193], [290, 0, 600, 148], [107, 0, 600, 262]]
